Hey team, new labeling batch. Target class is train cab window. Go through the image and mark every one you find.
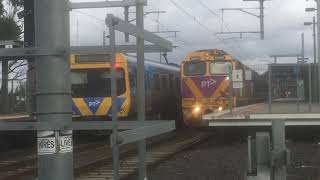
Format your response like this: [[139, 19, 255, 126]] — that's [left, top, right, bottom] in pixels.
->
[[71, 68, 126, 98], [209, 62, 231, 75], [183, 61, 206, 76], [152, 74, 160, 90]]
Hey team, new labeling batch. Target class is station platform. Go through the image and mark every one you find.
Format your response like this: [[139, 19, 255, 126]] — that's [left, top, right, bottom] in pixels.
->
[[0, 113, 31, 121], [202, 103, 320, 127]]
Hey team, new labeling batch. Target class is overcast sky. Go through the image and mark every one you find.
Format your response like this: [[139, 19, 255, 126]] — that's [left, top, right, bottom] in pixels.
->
[[70, 0, 317, 70]]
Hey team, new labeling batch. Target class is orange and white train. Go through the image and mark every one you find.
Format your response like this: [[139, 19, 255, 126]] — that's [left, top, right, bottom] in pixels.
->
[[180, 49, 267, 128]]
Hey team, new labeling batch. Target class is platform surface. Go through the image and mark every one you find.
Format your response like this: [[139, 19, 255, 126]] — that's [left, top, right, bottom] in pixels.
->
[[203, 102, 320, 126], [0, 113, 31, 121]]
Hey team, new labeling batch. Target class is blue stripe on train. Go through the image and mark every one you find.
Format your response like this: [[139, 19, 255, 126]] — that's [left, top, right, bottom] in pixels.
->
[[83, 97, 105, 114], [72, 101, 81, 116], [107, 98, 126, 115]]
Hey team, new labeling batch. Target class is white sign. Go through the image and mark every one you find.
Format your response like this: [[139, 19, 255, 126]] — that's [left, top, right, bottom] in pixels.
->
[[5, 45, 13, 48], [245, 70, 252, 81], [59, 130, 73, 153], [59, 135, 73, 153], [37, 131, 57, 155], [233, 81, 243, 89], [232, 70, 243, 82]]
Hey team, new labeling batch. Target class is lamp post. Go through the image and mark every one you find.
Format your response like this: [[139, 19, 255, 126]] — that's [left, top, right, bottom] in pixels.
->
[[304, 17, 317, 102], [306, 4, 320, 103]]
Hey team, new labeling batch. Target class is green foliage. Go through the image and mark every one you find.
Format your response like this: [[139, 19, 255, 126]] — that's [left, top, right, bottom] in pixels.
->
[[0, 0, 23, 40], [0, 17, 20, 40], [10, 0, 23, 8], [0, 0, 4, 16]]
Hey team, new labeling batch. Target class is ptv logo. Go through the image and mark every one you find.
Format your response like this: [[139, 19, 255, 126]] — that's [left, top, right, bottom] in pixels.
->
[[201, 79, 216, 88], [88, 100, 101, 107]]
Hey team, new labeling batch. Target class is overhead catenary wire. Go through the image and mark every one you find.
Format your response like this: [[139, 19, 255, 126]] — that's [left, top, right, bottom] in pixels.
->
[[168, 0, 248, 60], [197, 0, 254, 61]]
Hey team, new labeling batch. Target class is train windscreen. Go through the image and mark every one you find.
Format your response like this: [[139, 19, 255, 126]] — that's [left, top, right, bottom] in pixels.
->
[[183, 61, 206, 76], [71, 69, 125, 98], [209, 62, 231, 75]]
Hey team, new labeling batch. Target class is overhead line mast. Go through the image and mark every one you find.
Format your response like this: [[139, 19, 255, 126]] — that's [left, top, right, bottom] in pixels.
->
[[218, 0, 269, 40]]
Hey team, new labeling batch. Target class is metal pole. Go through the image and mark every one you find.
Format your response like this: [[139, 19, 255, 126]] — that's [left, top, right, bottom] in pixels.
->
[[103, 31, 106, 46], [302, 33, 305, 64], [247, 136, 253, 174], [25, 0, 36, 114], [109, 19, 120, 180], [313, 17, 317, 103], [268, 65, 272, 113], [272, 119, 286, 180], [136, 0, 147, 180], [317, 0, 320, 104], [124, 6, 130, 42], [228, 65, 233, 113], [259, 0, 264, 40], [296, 65, 300, 113], [35, 0, 73, 179], [309, 63, 312, 112]]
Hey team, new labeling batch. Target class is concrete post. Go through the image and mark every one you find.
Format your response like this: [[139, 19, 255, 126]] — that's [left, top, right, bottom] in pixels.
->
[[109, 18, 120, 180], [259, 0, 264, 40], [136, 0, 147, 179], [35, 0, 73, 179]]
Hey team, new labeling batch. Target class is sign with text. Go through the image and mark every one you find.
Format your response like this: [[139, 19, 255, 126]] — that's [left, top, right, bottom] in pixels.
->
[[59, 130, 73, 153], [37, 131, 57, 155]]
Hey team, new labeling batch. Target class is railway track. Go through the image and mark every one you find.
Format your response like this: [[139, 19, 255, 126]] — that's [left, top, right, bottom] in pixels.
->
[[0, 131, 207, 180], [0, 141, 110, 180], [76, 132, 208, 180]]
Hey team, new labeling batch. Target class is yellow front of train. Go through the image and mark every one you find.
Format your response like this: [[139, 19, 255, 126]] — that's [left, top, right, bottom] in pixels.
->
[[70, 53, 131, 119], [180, 49, 236, 128]]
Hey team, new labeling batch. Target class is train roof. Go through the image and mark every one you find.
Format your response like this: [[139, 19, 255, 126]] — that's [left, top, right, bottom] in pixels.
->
[[126, 54, 180, 72]]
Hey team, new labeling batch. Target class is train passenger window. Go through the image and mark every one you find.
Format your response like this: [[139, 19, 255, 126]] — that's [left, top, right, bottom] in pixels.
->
[[152, 74, 160, 90], [129, 75, 136, 88], [161, 75, 168, 90], [169, 74, 174, 89], [183, 61, 206, 76], [210, 62, 231, 75], [146, 72, 151, 91]]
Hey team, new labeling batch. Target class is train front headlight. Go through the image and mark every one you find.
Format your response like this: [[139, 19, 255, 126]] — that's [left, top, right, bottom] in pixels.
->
[[218, 106, 223, 111], [193, 106, 201, 114], [119, 109, 125, 114]]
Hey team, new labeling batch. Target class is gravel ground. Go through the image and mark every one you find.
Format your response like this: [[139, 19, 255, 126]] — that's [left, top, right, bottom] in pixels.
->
[[138, 133, 320, 180], [141, 133, 248, 180]]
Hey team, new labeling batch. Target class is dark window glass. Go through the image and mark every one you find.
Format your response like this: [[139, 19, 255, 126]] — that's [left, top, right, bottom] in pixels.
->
[[161, 75, 168, 90], [169, 74, 174, 89], [183, 61, 206, 76], [152, 74, 160, 90], [71, 68, 125, 97]]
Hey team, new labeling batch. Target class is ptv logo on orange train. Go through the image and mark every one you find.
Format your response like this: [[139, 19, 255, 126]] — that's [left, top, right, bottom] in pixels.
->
[[201, 79, 216, 88], [88, 100, 101, 107], [182, 76, 226, 98]]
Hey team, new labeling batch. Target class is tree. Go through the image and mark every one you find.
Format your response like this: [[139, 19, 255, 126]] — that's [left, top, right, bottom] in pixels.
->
[[0, 0, 24, 114]]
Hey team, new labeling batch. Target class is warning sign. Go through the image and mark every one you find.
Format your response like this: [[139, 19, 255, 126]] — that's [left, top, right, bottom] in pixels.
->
[[59, 130, 73, 153], [37, 131, 57, 155], [232, 70, 243, 82]]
